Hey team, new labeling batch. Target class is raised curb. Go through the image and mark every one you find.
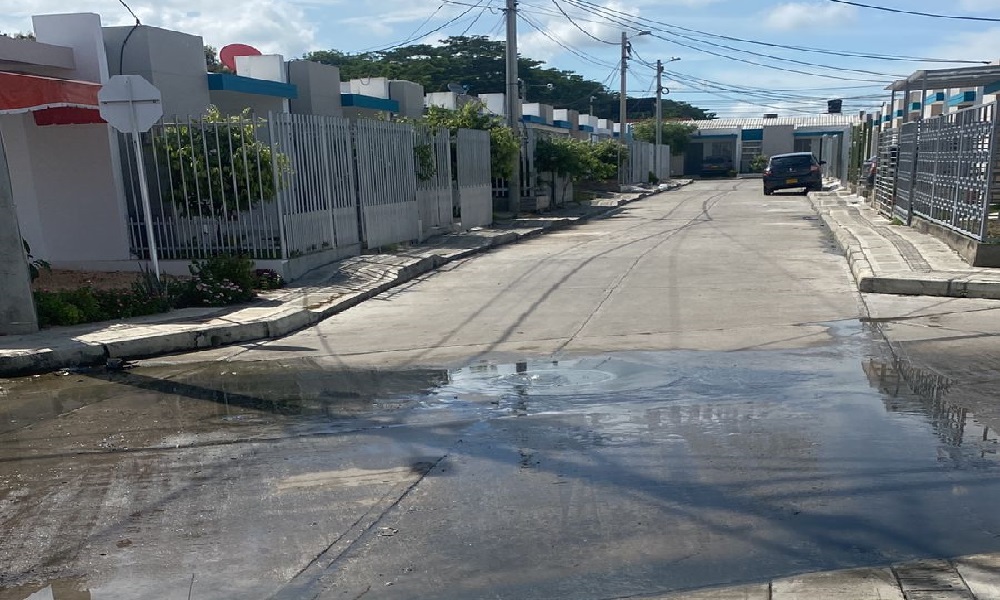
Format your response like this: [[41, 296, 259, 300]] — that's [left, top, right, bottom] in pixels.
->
[[807, 191, 1000, 300], [0, 182, 690, 377]]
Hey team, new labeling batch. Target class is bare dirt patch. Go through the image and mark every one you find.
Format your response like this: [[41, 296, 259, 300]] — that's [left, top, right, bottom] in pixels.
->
[[31, 269, 144, 293]]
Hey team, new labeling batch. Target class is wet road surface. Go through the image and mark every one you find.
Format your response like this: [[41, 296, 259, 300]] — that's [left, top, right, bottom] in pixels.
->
[[3, 181, 1000, 599]]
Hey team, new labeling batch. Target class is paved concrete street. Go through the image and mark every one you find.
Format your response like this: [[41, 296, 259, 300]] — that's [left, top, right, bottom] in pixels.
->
[[4, 180, 1000, 599]]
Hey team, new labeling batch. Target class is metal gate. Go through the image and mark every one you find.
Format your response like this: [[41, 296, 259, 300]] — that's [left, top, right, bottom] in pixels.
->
[[353, 120, 420, 248], [893, 121, 919, 224], [873, 128, 899, 218], [415, 126, 453, 238], [455, 128, 492, 229]]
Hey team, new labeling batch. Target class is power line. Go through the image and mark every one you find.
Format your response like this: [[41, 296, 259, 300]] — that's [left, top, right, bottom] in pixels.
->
[[364, 0, 487, 54], [828, 0, 1000, 23], [550, 0, 617, 45], [561, 0, 902, 80], [517, 12, 619, 69], [547, 0, 991, 65], [459, 4, 492, 36]]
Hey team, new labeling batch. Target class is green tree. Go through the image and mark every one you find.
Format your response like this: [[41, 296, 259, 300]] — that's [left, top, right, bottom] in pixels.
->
[[204, 46, 230, 73], [631, 121, 698, 156], [155, 106, 290, 215], [303, 36, 713, 120], [418, 103, 518, 179]]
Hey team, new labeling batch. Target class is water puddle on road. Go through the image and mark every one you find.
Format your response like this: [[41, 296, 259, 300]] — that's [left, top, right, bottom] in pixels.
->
[[4, 330, 1000, 597]]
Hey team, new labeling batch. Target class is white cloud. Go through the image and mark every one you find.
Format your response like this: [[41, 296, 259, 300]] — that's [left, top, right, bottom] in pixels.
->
[[0, 0, 316, 57], [764, 1, 857, 30], [519, 0, 633, 65], [958, 0, 1000, 11], [928, 26, 1000, 64]]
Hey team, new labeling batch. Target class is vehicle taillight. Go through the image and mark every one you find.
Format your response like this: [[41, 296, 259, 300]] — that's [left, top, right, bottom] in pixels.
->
[[764, 169, 771, 176], [810, 165, 820, 173]]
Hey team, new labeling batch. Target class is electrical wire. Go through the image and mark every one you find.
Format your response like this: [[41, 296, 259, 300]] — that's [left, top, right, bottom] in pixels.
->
[[560, 0, 902, 80], [517, 12, 619, 69], [116, 0, 142, 75], [828, 0, 1000, 23], [521, 0, 990, 64], [458, 4, 492, 36], [550, 0, 617, 45], [364, 0, 487, 54]]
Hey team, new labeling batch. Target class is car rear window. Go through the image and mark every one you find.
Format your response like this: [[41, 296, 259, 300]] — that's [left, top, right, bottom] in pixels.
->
[[771, 155, 813, 169]]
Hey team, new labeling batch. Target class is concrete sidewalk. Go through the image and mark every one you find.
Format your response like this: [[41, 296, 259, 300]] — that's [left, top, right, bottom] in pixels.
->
[[649, 554, 1000, 599], [0, 183, 690, 376], [808, 189, 1000, 300]]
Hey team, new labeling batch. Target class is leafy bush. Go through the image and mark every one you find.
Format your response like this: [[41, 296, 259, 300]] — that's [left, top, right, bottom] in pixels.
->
[[750, 154, 769, 173], [587, 140, 627, 182], [154, 106, 291, 215], [631, 121, 697, 156], [420, 103, 519, 179], [22, 239, 50, 282], [186, 254, 257, 306], [253, 269, 285, 290]]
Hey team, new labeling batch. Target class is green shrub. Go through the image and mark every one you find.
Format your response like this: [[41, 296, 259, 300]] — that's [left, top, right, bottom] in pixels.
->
[[253, 269, 285, 290], [186, 254, 257, 306]]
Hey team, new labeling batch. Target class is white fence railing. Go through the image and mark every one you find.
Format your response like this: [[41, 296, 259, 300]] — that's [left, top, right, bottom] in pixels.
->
[[354, 120, 421, 249], [415, 126, 453, 238], [456, 128, 493, 229], [270, 113, 359, 257], [121, 114, 492, 272]]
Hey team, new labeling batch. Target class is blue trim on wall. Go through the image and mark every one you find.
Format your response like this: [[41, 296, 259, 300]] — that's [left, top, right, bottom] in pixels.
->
[[794, 130, 844, 137], [521, 114, 546, 124], [910, 102, 921, 111], [206, 73, 298, 99], [894, 109, 904, 117], [948, 90, 977, 106], [883, 115, 892, 123], [579, 125, 594, 132], [694, 133, 737, 139], [985, 80, 1000, 95], [924, 92, 946, 105], [341, 94, 399, 111], [741, 128, 763, 141], [553, 120, 573, 129]]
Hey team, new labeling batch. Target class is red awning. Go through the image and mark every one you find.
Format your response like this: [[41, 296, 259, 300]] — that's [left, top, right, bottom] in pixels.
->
[[0, 72, 104, 125]]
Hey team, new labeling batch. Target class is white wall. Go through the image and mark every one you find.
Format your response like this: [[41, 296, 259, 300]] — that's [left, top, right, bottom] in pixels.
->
[[33, 13, 108, 83], [2, 114, 129, 264]]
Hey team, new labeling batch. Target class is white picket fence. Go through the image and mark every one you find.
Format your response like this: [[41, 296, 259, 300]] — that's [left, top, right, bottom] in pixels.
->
[[456, 128, 493, 229]]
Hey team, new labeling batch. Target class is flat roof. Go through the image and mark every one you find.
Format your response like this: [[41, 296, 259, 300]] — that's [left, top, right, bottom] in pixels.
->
[[687, 114, 860, 129], [887, 65, 1000, 92]]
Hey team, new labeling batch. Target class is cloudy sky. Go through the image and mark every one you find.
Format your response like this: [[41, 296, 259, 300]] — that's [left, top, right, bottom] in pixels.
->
[[3, 0, 999, 117]]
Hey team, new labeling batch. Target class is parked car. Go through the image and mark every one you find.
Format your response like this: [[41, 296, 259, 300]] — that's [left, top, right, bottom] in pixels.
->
[[763, 152, 824, 195], [701, 156, 733, 177]]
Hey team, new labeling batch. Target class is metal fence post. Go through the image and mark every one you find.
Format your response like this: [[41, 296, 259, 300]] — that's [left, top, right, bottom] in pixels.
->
[[982, 103, 1000, 241], [267, 113, 288, 260]]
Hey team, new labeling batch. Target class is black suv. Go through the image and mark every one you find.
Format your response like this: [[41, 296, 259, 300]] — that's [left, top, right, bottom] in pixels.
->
[[763, 152, 824, 195]]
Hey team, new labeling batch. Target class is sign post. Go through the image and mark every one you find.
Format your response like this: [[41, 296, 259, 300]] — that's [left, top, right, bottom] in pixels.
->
[[99, 75, 164, 280]]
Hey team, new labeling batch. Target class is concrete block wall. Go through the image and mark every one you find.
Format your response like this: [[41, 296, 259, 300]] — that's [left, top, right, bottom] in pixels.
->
[[103, 24, 211, 118], [389, 80, 425, 118], [288, 60, 343, 117]]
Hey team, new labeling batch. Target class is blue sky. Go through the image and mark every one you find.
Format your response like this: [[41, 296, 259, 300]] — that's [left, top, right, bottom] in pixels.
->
[[3, 0, 999, 117]]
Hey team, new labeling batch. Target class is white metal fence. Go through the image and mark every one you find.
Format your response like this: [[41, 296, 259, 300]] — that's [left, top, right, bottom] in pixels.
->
[[415, 126, 453, 238], [120, 113, 492, 272], [354, 120, 420, 249], [624, 140, 671, 184], [873, 102, 1000, 241], [456, 128, 493, 229], [269, 113, 359, 257]]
